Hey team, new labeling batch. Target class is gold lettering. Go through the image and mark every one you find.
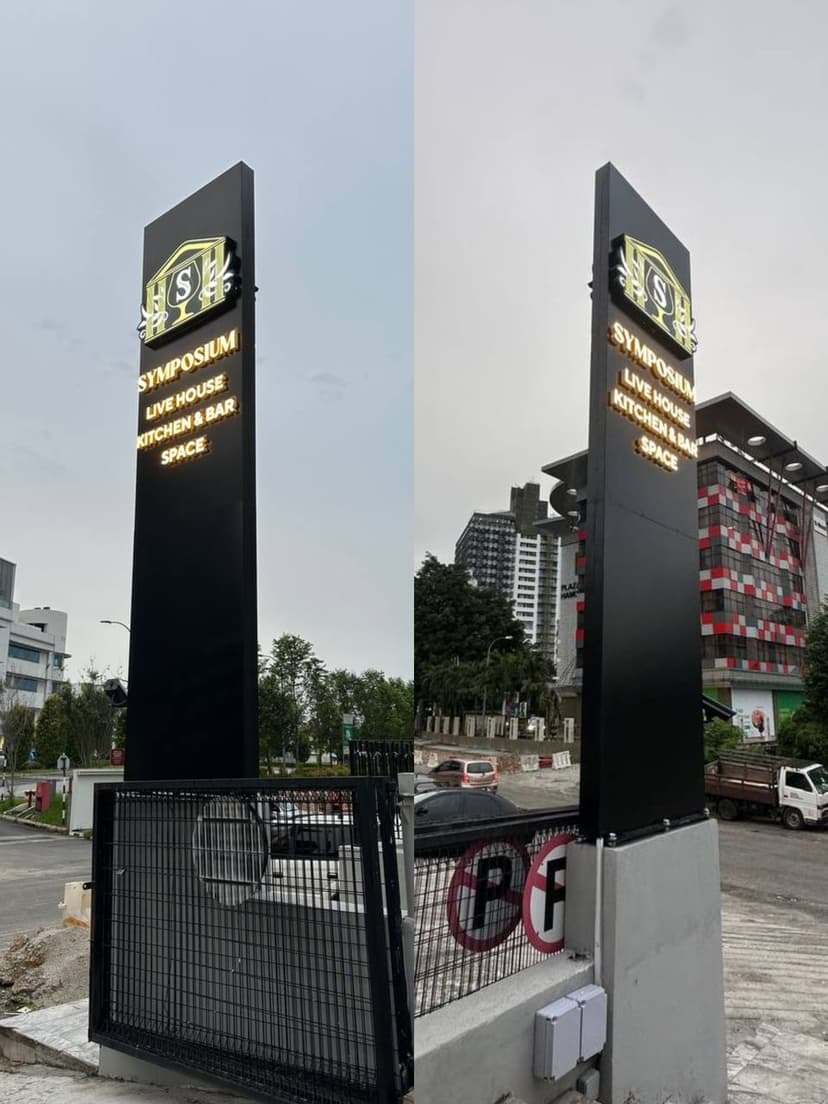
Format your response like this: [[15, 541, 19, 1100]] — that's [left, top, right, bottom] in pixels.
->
[[608, 321, 695, 403], [160, 436, 210, 467], [137, 330, 240, 394]]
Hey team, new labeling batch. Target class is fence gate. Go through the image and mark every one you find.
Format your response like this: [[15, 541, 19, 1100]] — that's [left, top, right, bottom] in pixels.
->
[[90, 777, 412, 1103], [348, 739, 413, 777]]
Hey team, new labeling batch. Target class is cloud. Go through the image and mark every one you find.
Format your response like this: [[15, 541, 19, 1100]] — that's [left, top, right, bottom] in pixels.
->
[[310, 371, 348, 402], [9, 442, 67, 480], [649, 7, 692, 50], [310, 371, 348, 388]]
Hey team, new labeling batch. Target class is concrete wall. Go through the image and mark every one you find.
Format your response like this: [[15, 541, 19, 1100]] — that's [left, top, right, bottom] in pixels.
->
[[566, 820, 727, 1104], [68, 769, 124, 833], [416, 956, 596, 1104]]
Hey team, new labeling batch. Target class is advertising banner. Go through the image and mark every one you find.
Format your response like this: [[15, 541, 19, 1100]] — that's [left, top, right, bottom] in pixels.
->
[[731, 689, 776, 741]]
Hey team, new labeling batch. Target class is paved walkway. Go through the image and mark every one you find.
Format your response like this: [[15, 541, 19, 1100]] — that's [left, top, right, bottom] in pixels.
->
[[0, 1063, 253, 1103]]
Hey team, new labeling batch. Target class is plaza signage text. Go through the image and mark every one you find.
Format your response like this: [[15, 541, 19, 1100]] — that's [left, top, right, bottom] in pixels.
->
[[136, 327, 241, 467], [607, 320, 697, 474]]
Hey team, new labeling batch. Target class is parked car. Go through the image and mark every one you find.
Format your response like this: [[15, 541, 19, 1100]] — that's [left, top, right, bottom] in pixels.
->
[[413, 788, 517, 824], [429, 758, 499, 791], [270, 817, 351, 858], [270, 800, 300, 824], [415, 773, 438, 794]]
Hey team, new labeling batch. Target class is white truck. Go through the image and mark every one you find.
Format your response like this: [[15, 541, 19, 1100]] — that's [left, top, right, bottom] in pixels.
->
[[705, 751, 828, 829]]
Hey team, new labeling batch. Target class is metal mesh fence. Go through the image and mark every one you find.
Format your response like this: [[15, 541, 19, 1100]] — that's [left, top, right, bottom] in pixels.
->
[[414, 808, 582, 1017], [348, 740, 413, 777], [90, 778, 412, 1104]]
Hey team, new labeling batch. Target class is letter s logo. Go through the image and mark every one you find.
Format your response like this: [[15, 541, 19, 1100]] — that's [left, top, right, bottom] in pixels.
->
[[652, 272, 669, 310], [174, 269, 192, 304]]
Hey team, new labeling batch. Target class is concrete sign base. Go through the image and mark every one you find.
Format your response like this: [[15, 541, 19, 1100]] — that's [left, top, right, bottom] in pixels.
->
[[566, 819, 727, 1104]]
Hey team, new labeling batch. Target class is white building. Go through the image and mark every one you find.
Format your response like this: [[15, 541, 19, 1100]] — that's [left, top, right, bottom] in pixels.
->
[[0, 557, 70, 726], [455, 483, 559, 661]]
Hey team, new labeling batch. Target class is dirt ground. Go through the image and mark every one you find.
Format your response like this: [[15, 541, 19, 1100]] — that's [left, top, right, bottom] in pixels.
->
[[0, 926, 89, 1016]]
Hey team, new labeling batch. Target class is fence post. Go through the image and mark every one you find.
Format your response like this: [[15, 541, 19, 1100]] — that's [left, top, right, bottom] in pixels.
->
[[353, 779, 402, 1102], [89, 786, 116, 1035], [394, 773, 415, 1072]]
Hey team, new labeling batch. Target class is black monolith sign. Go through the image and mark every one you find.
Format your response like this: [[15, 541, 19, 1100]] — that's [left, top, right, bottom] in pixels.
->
[[580, 163, 704, 838], [126, 163, 257, 780]]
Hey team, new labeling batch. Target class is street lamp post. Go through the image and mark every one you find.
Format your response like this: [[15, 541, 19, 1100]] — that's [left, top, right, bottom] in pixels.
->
[[480, 635, 513, 739], [100, 620, 131, 633]]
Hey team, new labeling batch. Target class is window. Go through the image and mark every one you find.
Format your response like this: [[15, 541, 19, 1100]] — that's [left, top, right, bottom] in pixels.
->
[[6, 673, 39, 693], [8, 643, 43, 664], [785, 772, 812, 792], [467, 762, 494, 774], [53, 655, 64, 669]]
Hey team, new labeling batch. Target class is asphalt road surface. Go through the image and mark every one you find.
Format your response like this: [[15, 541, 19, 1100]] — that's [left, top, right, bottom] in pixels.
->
[[500, 767, 828, 1046], [0, 820, 91, 953]]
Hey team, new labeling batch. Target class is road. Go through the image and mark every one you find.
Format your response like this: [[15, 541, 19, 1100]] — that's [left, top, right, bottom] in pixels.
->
[[500, 767, 828, 1047], [0, 820, 91, 953]]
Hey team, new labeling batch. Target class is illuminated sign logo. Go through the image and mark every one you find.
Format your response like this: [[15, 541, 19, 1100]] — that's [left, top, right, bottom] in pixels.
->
[[612, 235, 697, 357], [138, 237, 240, 347]]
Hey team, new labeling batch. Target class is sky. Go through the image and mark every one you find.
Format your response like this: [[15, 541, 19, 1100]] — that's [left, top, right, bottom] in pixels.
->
[[415, 0, 828, 567], [0, 2, 412, 682]]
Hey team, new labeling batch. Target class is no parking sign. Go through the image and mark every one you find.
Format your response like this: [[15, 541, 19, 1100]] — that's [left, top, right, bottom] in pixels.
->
[[522, 834, 574, 954], [447, 839, 529, 952]]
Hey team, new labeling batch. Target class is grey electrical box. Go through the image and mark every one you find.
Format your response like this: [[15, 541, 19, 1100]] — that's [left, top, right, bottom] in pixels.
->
[[568, 983, 607, 1060], [533, 996, 581, 1080]]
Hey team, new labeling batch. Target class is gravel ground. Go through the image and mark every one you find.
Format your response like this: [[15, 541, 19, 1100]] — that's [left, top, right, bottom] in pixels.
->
[[0, 927, 89, 1016]]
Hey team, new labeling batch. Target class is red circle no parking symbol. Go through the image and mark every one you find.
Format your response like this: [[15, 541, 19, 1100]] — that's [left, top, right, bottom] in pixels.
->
[[447, 839, 529, 952], [522, 834, 574, 954]]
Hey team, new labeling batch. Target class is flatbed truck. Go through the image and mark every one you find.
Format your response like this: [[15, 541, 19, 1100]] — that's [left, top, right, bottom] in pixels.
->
[[705, 750, 828, 830]]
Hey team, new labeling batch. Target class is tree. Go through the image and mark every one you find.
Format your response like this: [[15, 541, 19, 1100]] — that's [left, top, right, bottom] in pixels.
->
[[112, 708, 128, 751], [803, 607, 828, 725], [259, 676, 295, 773], [259, 635, 322, 771], [35, 694, 73, 767], [305, 673, 345, 763], [703, 718, 743, 764], [776, 711, 828, 764], [774, 606, 828, 764], [414, 554, 525, 696], [419, 647, 555, 727], [2, 702, 35, 799], [352, 671, 414, 743], [58, 669, 114, 767]]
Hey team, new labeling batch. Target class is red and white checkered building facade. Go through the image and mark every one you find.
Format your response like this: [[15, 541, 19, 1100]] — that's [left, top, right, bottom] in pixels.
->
[[546, 419, 828, 739]]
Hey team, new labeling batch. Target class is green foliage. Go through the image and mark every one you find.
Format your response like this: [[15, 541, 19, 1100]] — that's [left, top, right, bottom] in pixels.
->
[[112, 708, 128, 750], [352, 670, 414, 742], [35, 694, 74, 767], [258, 635, 414, 774], [288, 763, 350, 778], [2, 703, 36, 791], [770, 608, 828, 767], [34, 793, 65, 827], [56, 671, 114, 766], [414, 554, 526, 694], [703, 718, 744, 763], [803, 607, 828, 725], [775, 711, 828, 764]]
